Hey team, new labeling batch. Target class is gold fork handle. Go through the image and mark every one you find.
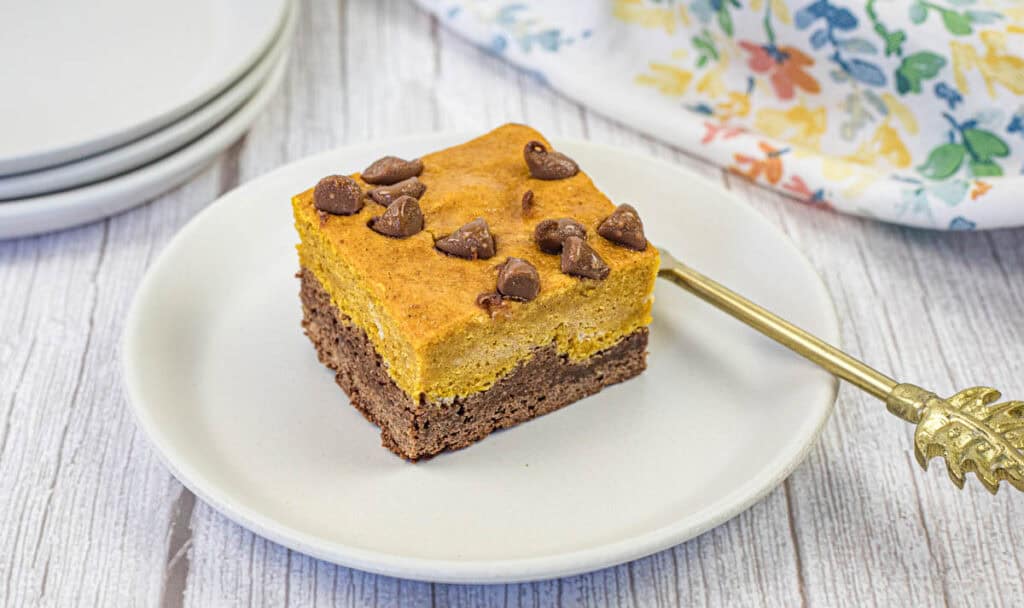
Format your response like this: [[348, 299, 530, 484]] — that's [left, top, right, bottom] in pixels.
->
[[657, 248, 1024, 494], [657, 250, 897, 400]]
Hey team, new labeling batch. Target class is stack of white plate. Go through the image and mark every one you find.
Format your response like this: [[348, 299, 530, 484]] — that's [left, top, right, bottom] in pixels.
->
[[0, 0, 294, 239]]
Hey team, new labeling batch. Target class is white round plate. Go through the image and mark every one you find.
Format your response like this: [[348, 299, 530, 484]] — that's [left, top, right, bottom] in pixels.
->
[[0, 43, 290, 240], [123, 135, 839, 583], [0, 0, 289, 175], [0, 5, 295, 201]]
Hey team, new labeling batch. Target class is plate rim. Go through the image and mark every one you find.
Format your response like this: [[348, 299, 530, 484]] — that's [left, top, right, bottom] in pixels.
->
[[0, 4, 294, 201], [0, 22, 294, 240], [0, 0, 292, 175], [122, 134, 840, 583]]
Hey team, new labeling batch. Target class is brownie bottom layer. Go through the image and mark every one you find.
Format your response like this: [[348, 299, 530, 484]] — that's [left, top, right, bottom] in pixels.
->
[[299, 268, 648, 460]]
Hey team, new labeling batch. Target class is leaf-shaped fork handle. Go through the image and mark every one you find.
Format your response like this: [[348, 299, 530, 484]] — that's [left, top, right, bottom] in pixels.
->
[[657, 247, 1024, 494]]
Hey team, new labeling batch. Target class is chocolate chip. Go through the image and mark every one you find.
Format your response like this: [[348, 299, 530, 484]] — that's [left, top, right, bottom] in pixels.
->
[[524, 140, 579, 180], [561, 236, 610, 280], [534, 218, 587, 254], [598, 204, 647, 251], [496, 257, 540, 301], [368, 177, 426, 206], [435, 218, 496, 260], [314, 175, 364, 215], [369, 195, 424, 238], [521, 190, 534, 215], [361, 156, 424, 185], [475, 292, 507, 317]]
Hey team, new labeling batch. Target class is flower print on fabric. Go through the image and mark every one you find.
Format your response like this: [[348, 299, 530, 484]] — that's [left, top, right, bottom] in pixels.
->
[[417, 0, 1024, 229]]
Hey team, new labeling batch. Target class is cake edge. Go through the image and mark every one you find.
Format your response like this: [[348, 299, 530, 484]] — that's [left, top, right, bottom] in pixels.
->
[[299, 267, 649, 460]]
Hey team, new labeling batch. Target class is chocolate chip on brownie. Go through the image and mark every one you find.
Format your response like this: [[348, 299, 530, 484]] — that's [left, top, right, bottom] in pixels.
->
[[314, 175, 364, 215], [361, 156, 424, 185], [523, 141, 579, 180], [534, 218, 587, 254], [521, 190, 534, 216], [369, 195, 424, 237], [561, 236, 610, 280], [475, 291, 508, 317], [435, 218, 496, 260], [496, 257, 540, 301], [598, 204, 647, 251], [368, 176, 426, 206]]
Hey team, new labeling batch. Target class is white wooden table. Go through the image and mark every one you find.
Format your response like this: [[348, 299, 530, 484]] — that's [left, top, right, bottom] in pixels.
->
[[2, 1, 1022, 606]]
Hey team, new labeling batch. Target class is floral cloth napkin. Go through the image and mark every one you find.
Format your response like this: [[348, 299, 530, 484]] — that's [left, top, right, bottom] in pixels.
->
[[416, 0, 1024, 230]]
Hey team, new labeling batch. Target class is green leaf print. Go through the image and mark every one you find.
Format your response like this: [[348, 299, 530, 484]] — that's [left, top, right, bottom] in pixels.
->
[[692, 29, 718, 69], [969, 159, 1003, 177], [895, 51, 946, 94], [918, 143, 966, 179], [909, 3, 927, 24], [940, 9, 973, 35], [717, 6, 734, 36], [879, 30, 906, 57], [906, 51, 946, 74], [908, 2, 984, 36], [963, 129, 1010, 161]]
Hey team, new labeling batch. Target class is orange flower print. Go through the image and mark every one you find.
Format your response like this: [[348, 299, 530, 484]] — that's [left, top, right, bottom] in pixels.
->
[[970, 180, 992, 200], [701, 121, 744, 144], [782, 175, 830, 207], [739, 42, 821, 100], [729, 141, 786, 185]]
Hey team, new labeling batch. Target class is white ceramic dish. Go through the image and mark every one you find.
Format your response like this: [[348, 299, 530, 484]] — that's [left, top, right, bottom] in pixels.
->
[[0, 4, 294, 201], [123, 135, 839, 583], [0, 41, 291, 240], [0, 0, 289, 175]]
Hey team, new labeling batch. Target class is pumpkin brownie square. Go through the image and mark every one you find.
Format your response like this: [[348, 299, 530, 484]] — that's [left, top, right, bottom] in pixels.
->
[[292, 124, 659, 459]]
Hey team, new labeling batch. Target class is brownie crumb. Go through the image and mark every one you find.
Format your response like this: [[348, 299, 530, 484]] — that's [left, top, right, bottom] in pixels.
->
[[475, 292, 507, 317]]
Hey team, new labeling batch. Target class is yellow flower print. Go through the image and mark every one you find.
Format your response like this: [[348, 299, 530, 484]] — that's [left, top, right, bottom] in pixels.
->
[[1005, 6, 1024, 27], [773, 0, 792, 25], [819, 156, 882, 199], [695, 33, 732, 98], [753, 105, 827, 149], [950, 30, 1024, 96], [874, 123, 911, 168], [749, 0, 790, 23], [635, 62, 693, 96], [613, 0, 689, 34], [821, 156, 857, 181], [696, 66, 727, 99], [844, 121, 911, 169], [716, 91, 751, 121], [881, 93, 918, 135]]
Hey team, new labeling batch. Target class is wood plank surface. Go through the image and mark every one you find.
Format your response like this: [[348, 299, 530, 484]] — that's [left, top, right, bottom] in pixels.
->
[[1, 1, 1021, 606]]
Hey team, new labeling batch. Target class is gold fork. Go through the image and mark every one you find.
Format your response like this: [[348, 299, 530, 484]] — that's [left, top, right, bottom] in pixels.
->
[[658, 247, 1024, 494]]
